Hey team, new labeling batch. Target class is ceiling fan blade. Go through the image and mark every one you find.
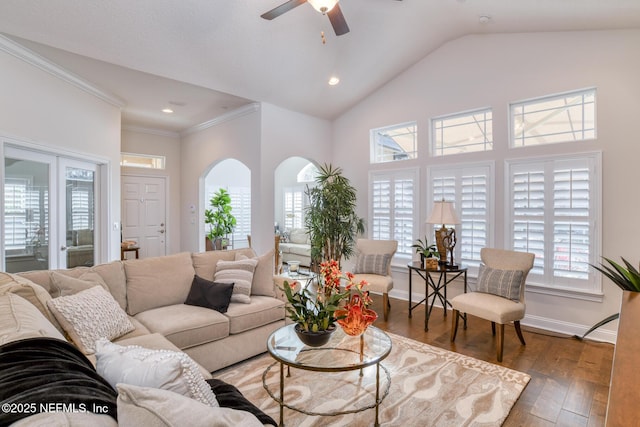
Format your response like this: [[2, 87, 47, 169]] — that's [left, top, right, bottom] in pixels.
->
[[261, 0, 307, 20], [327, 3, 349, 36]]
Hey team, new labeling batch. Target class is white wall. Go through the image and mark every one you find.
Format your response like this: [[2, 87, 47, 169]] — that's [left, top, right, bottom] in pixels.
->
[[121, 128, 181, 255], [0, 40, 122, 262], [332, 29, 640, 342], [180, 103, 332, 257]]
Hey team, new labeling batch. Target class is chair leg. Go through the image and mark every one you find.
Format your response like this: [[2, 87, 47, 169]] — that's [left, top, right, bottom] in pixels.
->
[[491, 321, 496, 336], [514, 321, 526, 345], [496, 323, 504, 362], [451, 309, 459, 342], [382, 293, 390, 321]]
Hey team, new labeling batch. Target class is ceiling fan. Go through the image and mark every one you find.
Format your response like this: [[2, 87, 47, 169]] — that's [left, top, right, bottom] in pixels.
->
[[261, 0, 403, 37]]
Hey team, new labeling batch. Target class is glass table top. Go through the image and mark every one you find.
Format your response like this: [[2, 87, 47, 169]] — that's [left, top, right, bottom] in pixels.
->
[[267, 324, 392, 371]]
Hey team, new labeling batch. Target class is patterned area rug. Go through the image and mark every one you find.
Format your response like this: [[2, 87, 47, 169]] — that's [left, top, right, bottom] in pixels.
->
[[212, 332, 530, 426]]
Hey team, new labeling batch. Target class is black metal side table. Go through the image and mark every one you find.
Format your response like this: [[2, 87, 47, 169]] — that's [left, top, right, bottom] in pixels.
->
[[407, 262, 467, 331]]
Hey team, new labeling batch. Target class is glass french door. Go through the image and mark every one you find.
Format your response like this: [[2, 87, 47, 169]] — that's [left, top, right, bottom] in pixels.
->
[[3, 147, 99, 272]]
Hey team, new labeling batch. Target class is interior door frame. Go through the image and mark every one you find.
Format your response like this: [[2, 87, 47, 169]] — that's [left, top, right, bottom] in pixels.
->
[[1, 137, 110, 271], [121, 173, 169, 258]]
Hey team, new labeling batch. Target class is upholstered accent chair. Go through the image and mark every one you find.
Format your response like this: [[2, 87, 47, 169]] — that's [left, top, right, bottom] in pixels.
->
[[450, 248, 535, 362], [351, 239, 398, 321]]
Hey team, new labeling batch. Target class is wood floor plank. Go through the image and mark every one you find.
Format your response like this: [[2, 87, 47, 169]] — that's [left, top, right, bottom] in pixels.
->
[[371, 294, 615, 426]]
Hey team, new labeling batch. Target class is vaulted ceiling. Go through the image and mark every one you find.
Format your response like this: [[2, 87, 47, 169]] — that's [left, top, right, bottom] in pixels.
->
[[0, 0, 639, 132]]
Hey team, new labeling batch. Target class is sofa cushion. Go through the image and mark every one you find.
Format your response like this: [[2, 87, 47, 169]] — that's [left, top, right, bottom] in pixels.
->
[[214, 258, 258, 304], [47, 286, 135, 354], [125, 252, 195, 315], [236, 249, 276, 298], [476, 264, 525, 302], [0, 293, 65, 345], [289, 228, 308, 244], [90, 261, 127, 310], [134, 304, 229, 350], [114, 316, 151, 342], [17, 268, 87, 294], [114, 332, 212, 380], [0, 272, 61, 331], [185, 275, 235, 313], [191, 248, 256, 282], [49, 270, 108, 298], [96, 339, 218, 407], [352, 253, 392, 276], [284, 243, 311, 257], [225, 296, 285, 335], [116, 383, 263, 427]]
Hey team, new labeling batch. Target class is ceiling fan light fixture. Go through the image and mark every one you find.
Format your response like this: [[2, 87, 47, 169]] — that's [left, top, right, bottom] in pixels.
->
[[308, 0, 338, 14]]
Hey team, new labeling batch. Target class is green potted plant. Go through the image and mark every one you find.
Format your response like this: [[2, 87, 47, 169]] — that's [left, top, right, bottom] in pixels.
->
[[304, 164, 365, 268], [577, 257, 640, 340], [412, 236, 439, 269], [281, 260, 374, 347], [204, 188, 237, 250]]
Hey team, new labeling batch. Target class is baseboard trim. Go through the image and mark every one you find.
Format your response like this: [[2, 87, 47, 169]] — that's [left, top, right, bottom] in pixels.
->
[[387, 289, 617, 344]]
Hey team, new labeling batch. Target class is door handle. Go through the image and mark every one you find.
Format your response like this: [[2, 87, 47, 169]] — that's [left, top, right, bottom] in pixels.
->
[[158, 230, 165, 234], [60, 246, 67, 251]]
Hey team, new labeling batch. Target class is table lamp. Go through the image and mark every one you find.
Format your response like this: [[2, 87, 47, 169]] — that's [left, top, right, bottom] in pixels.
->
[[426, 200, 460, 266]]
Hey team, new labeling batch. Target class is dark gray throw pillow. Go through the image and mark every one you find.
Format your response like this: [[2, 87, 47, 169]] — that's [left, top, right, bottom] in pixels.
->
[[185, 275, 234, 313], [475, 264, 525, 302]]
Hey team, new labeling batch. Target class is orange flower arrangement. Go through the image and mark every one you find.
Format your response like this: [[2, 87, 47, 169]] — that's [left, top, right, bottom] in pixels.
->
[[335, 271, 378, 336]]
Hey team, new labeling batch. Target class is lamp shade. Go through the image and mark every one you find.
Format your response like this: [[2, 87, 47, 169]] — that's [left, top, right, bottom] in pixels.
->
[[307, 0, 338, 13], [426, 201, 460, 225]]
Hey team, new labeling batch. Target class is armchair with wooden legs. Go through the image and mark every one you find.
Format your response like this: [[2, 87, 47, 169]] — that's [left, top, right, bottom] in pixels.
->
[[351, 239, 398, 322], [450, 248, 535, 362]]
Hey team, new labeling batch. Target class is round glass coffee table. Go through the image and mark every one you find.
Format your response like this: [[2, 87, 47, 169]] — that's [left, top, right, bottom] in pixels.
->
[[264, 324, 392, 426]]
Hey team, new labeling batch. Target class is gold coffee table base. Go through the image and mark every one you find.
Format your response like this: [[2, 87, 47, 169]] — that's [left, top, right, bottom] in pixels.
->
[[262, 359, 391, 426]]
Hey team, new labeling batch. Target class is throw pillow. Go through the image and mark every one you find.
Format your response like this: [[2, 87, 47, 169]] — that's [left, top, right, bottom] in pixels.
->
[[235, 250, 276, 297], [352, 253, 392, 276], [46, 286, 134, 354], [214, 258, 258, 304], [0, 272, 61, 330], [185, 275, 234, 313], [475, 264, 525, 301], [49, 270, 109, 298], [116, 384, 262, 427], [96, 339, 218, 407]]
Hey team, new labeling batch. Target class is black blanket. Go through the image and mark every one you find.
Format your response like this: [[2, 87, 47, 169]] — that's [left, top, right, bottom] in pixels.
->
[[0, 337, 117, 425], [207, 379, 277, 426]]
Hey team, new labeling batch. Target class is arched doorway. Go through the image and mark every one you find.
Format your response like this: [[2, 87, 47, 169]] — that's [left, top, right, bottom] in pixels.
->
[[203, 159, 251, 250]]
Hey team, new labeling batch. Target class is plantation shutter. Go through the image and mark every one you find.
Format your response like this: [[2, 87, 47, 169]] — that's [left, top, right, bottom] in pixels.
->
[[370, 169, 417, 258], [229, 186, 251, 247], [429, 164, 492, 269], [283, 186, 304, 230], [508, 154, 598, 291]]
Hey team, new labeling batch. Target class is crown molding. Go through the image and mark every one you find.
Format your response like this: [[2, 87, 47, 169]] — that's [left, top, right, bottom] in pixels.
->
[[0, 34, 125, 108], [122, 125, 180, 138], [182, 102, 260, 136]]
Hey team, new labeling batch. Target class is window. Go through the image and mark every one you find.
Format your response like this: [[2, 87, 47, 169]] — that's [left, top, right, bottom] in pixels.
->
[[432, 108, 493, 156], [511, 88, 596, 147], [228, 186, 251, 247], [370, 122, 417, 164], [120, 152, 165, 169], [370, 169, 418, 258], [428, 163, 493, 270], [283, 186, 305, 229], [507, 152, 601, 294], [4, 178, 49, 255]]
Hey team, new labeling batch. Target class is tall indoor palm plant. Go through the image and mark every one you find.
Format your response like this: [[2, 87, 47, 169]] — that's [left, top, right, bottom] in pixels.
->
[[304, 164, 365, 268]]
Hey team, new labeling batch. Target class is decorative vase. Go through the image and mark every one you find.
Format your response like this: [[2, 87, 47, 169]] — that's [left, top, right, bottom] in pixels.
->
[[336, 296, 378, 336], [425, 257, 438, 270], [294, 323, 336, 347]]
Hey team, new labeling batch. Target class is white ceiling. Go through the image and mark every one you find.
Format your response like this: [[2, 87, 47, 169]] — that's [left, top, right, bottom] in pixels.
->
[[0, 0, 639, 132]]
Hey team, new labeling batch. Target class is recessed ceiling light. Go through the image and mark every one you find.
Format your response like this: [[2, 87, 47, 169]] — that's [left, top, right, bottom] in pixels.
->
[[162, 108, 174, 114], [479, 15, 491, 24], [328, 76, 340, 86]]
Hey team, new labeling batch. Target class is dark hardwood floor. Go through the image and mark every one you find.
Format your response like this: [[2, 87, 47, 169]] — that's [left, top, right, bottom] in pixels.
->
[[370, 294, 614, 426]]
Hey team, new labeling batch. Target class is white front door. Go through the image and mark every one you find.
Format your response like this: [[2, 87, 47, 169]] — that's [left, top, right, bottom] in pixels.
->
[[121, 175, 167, 259]]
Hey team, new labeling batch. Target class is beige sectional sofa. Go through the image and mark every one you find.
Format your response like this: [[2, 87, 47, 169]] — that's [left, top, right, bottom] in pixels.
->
[[0, 247, 285, 425]]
